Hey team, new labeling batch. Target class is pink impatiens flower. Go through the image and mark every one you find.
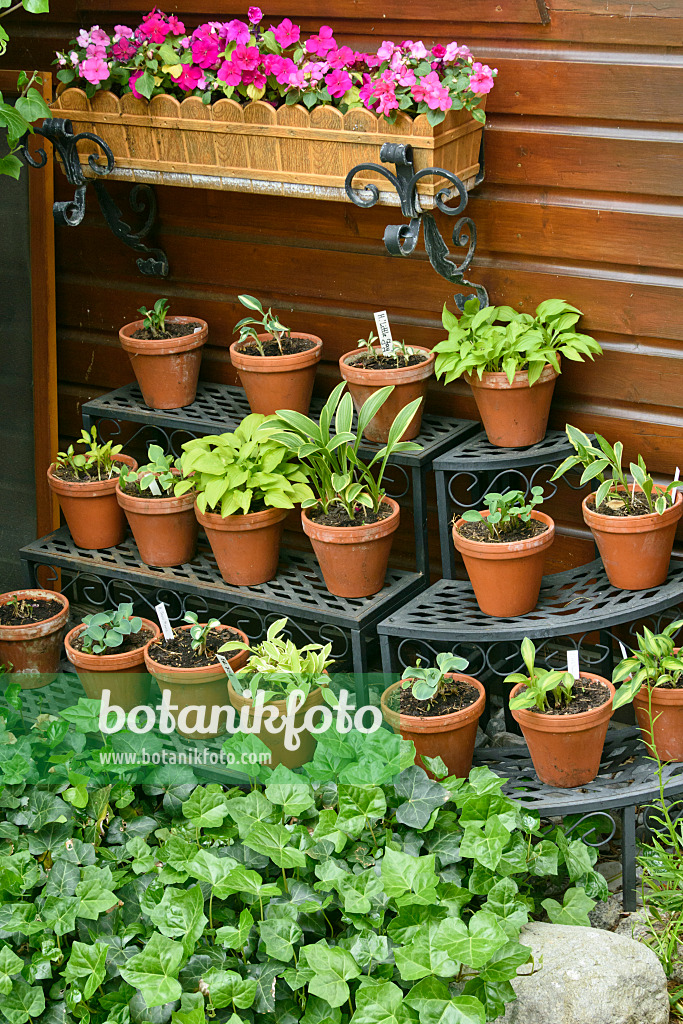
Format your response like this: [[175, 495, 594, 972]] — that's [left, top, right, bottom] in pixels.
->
[[271, 17, 300, 48], [129, 69, 146, 98], [445, 41, 471, 61], [305, 25, 336, 57], [139, 12, 170, 44], [325, 67, 352, 98], [377, 40, 397, 60], [224, 19, 250, 45], [192, 32, 220, 69], [80, 56, 110, 85], [248, 6, 262, 25], [412, 70, 452, 111], [175, 64, 202, 91], [167, 15, 185, 35], [468, 61, 496, 95], [217, 58, 243, 87]]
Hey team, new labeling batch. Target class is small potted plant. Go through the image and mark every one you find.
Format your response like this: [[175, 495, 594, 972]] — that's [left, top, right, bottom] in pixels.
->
[[229, 294, 323, 416], [176, 414, 314, 586], [380, 652, 485, 779], [116, 444, 198, 567], [64, 603, 160, 711], [339, 330, 435, 443], [433, 298, 602, 447], [143, 611, 249, 738], [452, 486, 554, 617], [0, 589, 70, 687], [507, 638, 614, 787], [267, 383, 422, 598], [119, 298, 208, 410], [47, 426, 137, 549], [220, 618, 333, 769], [551, 425, 683, 590], [612, 621, 683, 762]]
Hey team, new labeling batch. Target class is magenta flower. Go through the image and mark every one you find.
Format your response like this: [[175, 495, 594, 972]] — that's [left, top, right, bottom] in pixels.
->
[[412, 70, 452, 110], [167, 15, 185, 35], [192, 34, 220, 69], [248, 6, 262, 24], [217, 58, 243, 87], [271, 17, 300, 48], [444, 41, 470, 61], [431, 43, 446, 59], [468, 61, 496, 95], [325, 67, 352, 98], [80, 55, 110, 84], [90, 26, 110, 47], [377, 40, 397, 60], [224, 19, 250, 45], [396, 66, 416, 88], [129, 69, 146, 98], [139, 13, 170, 44], [327, 45, 355, 69], [243, 67, 267, 90], [232, 43, 261, 72], [111, 38, 137, 60], [305, 25, 336, 57], [175, 64, 202, 91], [113, 24, 134, 42]]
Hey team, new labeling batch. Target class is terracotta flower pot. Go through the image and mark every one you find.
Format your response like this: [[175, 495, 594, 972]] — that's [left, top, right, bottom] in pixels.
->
[[633, 682, 683, 762], [381, 674, 486, 779], [196, 502, 287, 586], [339, 346, 434, 443], [452, 510, 555, 617], [227, 678, 325, 769], [466, 361, 559, 448], [0, 589, 70, 688], [302, 497, 400, 598], [510, 674, 615, 787], [117, 483, 198, 567], [229, 332, 322, 415], [48, 453, 138, 550], [64, 617, 161, 712], [119, 316, 208, 410], [582, 488, 683, 591], [144, 624, 249, 738]]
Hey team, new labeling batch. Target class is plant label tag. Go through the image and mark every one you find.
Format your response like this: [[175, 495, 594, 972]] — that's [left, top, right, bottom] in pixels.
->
[[373, 310, 394, 356], [148, 478, 162, 496], [155, 603, 174, 641], [566, 649, 580, 680], [673, 466, 680, 499], [216, 654, 238, 681], [193, 325, 202, 333], [618, 641, 629, 660]]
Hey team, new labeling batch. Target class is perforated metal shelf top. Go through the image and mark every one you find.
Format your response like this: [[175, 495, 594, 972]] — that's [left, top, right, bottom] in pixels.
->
[[433, 428, 587, 473]]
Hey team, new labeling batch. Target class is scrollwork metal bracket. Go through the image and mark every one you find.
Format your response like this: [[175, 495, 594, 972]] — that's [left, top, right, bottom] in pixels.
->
[[20, 117, 169, 277], [345, 137, 488, 310]]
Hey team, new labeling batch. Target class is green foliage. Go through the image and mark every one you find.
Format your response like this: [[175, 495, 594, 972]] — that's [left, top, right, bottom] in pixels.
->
[[0, 64, 52, 179], [507, 638, 578, 713], [611, 620, 683, 709], [0, 683, 605, 1024], [356, 332, 414, 365], [460, 487, 545, 541], [234, 294, 291, 355], [175, 413, 313, 516], [183, 611, 220, 658], [551, 424, 679, 516], [55, 426, 124, 481], [400, 652, 469, 704], [434, 297, 602, 386], [119, 444, 180, 496], [78, 602, 144, 655], [137, 297, 170, 337], [265, 382, 422, 518], [219, 617, 334, 702]]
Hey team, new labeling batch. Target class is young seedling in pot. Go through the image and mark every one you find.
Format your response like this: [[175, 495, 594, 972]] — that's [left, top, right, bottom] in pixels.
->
[[612, 621, 683, 709], [357, 331, 414, 365], [55, 425, 123, 482], [120, 444, 180, 497], [234, 294, 291, 356], [79, 603, 143, 655], [184, 611, 220, 659], [6, 594, 32, 620], [507, 637, 576, 712], [137, 298, 170, 339], [459, 486, 545, 540], [400, 652, 469, 710]]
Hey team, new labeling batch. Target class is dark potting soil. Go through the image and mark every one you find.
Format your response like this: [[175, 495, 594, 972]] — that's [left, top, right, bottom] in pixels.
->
[[52, 463, 119, 483], [348, 351, 428, 371], [389, 677, 480, 719], [131, 322, 203, 340], [71, 626, 155, 656], [528, 676, 611, 716], [456, 518, 548, 544], [148, 626, 242, 669], [307, 501, 394, 529], [121, 481, 174, 499], [590, 494, 656, 518], [238, 336, 316, 358], [0, 597, 63, 626]]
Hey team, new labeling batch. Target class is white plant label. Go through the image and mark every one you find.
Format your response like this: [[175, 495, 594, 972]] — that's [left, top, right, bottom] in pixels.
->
[[155, 603, 174, 640], [373, 310, 394, 356], [673, 466, 680, 499], [566, 649, 580, 680], [148, 478, 162, 496], [217, 654, 238, 682], [618, 641, 629, 660]]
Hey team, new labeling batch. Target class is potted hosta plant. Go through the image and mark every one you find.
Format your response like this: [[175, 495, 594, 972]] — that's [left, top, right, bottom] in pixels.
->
[[117, 444, 198, 567], [47, 426, 137, 549], [267, 383, 422, 597], [434, 298, 602, 447], [144, 611, 249, 738], [0, 589, 69, 687], [551, 425, 683, 590], [64, 603, 160, 711], [339, 331, 435, 443], [220, 617, 333, 769], [507, 638, 614, 787], [452, 486, 554, 617], [381, 652, 485, 779], [176, 414, 314, 586], [229, 294, 322, 416], [119, 298, 208, 410], [612, 621, 683, 761]]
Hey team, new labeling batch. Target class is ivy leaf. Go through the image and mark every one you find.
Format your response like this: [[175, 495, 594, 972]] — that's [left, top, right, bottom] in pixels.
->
[[337, 786, 386, 835], [201, 968, 257, 1009], [542, 886, 595, 926], [438, 911, 508, 969], [247, 961, 282, 1013], [482, 878, 529, 937], [394, 921, 458, 981], [171, 992, 204, 1024], [1, 979, 45, 1024], [302, 995, 342, 1024], [216, 908, 253, 950], [64, 940, 109, 999], [41, 895, 79, 936], [478, 940, 532, 982], [44, 859, 80, 898], [301, 940, 361, 1008], [394, 766, 447, 829], [351, 980, 419, 1024], [119, 932, 184, 1008], [405, 977, 485, 1024], [15, 86, 50, 122], [75, 876, 118, 919], [0, 945, 23, 996], [259, 913, 303, 962], [186, 848, 237, 891], [182, 786, 229, 829], [0, 154, 22, 180], [555, 830, 595, 882], [148, 884, 207, 958], [59, 698, 104, 733], [265, 765, 315, 816], [243, 822, 306, 869], [461, 976, 514, 1022], [381, 847, 439, 905], [126, 836, 157, 875]]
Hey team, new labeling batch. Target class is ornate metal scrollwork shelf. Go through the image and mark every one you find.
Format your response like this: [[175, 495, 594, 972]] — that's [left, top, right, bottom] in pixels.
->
[[20, 117, 169, 277], [345, 139, 488, 310]]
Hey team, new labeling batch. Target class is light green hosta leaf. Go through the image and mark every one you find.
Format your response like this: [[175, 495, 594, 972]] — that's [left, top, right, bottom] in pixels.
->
[[394, 766, 447, 829], [301, 940, 361, 1008], [182, 786, 229, 828], [405, 977, 485, 1024], [394, 920, 458, 981], [381, 847, 439, 905], [243, 822, 306, 869], [542, 886, 595, 926], [337, 785, 387, 835], [1, 979, 45, 1024], [0, 945, 23, 996], [201, 968, 257, 1010], [119, 932, 184, 1008], [438, 910, 508, 969], [63, 940, 108, 999], [351, 980, 419, 1024]]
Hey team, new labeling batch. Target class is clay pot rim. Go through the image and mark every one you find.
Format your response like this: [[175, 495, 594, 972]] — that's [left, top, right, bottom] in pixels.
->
[[582, 487, 683, 534], [510, 674, 615, 732], [195, 501, 289, 532], [119, 317, 208, 356], [230, 333, 323, 373], [116, 480, 197, 514], [452, 510, 555, 559], [381, 674, 486, 734], [144, 623, 249, 680], [633, 682, 683, 706], [465, 360, 559, 391], [0, 589, 70, 641], [65, 617, 161, 670], [48, 453, 138, 496], [227, 678, 325, 715], [302, 496, 400, 545], [339, 345, 435, 385]]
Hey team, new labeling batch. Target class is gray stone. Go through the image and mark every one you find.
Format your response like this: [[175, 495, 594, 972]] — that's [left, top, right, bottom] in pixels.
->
[[493, 921, 668, 1024], [489, 730, 528, 748], [597, 859, 624, 892], [475, 726, 489, 748], [485, 707, 507, 737], [589, 893, 623, 931]]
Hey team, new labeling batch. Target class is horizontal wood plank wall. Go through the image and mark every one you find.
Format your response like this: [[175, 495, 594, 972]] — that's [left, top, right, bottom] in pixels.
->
[[3, 0, 682, 576]]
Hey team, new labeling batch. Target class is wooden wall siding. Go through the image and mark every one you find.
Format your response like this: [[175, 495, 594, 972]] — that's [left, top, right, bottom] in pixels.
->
[[3, 0, 682, 577]]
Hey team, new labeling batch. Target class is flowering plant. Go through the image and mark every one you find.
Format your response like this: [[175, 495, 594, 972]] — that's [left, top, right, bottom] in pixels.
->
[[55, 8, 495, 127]]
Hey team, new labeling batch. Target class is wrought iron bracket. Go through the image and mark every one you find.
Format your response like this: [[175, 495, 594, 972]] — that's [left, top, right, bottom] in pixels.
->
[[20, 117, 169, 277], [345, 136, 488, 310]]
